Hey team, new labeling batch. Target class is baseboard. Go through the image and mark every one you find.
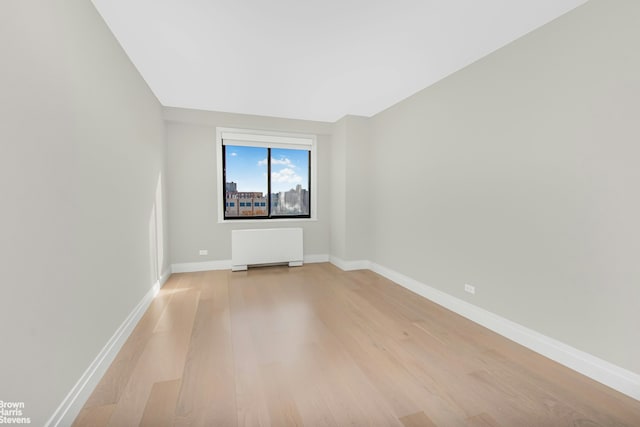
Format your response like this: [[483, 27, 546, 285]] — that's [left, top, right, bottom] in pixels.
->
[[171, 260, 232, 273], [172, 254, 330, 273], [304, 254, 330, 263], [329, 256, 370, 271], [45, 269, 172, 427], [366, 261, 640, 402]]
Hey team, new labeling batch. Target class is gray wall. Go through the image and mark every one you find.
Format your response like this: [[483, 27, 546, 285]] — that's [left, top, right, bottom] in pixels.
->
[[165, 108, 332, 263], [368, 0, 640, 374], [330, 118, 347, 259], [344, 116, 372, 261], [331, 115, 372, 261], [0, 1, 169, 424]]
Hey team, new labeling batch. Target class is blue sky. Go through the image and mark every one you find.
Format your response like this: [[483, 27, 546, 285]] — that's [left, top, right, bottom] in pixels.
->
[[225, 145, 309, 194]]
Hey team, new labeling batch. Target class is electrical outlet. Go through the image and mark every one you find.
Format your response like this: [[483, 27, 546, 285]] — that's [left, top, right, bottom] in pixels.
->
[[464, 284, 476, 295], [199, 249, 208, 256]]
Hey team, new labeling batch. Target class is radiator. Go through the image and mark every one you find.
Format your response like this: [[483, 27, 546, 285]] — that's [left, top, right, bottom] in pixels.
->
[[231, 228, 303, 271]]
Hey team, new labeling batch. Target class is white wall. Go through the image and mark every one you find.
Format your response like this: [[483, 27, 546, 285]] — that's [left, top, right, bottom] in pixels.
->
[[165, 108, 332, 264], [368, 0, 640, 374], [0, 1, 169, 424]]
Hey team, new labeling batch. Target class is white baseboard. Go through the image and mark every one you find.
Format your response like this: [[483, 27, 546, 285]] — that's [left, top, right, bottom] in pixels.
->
[[171, 259, 232, 273], [329, 256, 370, 271], [304, 254, 330, 263], [45, 269, 172, 427], [328, 257, 640, 402], [172, 254, 330, 273]]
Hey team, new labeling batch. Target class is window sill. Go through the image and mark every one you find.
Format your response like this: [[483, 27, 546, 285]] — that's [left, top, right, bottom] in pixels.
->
[[218, 217, 317, 224]]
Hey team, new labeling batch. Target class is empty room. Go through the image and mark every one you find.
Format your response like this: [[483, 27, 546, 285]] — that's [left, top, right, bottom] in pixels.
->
[[2, 0, 640, 426]]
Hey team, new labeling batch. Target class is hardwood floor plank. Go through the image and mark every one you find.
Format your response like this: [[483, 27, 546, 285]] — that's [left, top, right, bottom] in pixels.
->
[[229, 273, 275, 427], [139, 379, 181, 427], [72, 403, 116, 427], [107, 285, 200, 426], [259, 362, 305, 426], [287, 339, 404, 426], [399, 411, 438, 427], [465, 413, 502, 427], [174, 275, 237, 426]]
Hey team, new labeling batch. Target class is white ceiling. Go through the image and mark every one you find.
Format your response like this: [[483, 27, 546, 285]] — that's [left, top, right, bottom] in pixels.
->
[[91, 0, 587, 122]]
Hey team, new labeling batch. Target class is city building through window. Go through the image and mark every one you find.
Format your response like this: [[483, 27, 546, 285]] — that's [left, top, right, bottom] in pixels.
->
[[217, 128, 316, 221]]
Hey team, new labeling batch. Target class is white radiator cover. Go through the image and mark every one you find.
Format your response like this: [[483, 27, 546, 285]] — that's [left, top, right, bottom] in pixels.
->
[[231, 228, 303, 271]]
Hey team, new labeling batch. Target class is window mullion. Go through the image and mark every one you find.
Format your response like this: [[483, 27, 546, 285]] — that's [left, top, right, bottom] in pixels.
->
[[267, 147, 271, 218]]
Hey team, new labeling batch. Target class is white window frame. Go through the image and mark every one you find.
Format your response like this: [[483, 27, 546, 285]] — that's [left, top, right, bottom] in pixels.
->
[[216, 127, 318, 223]]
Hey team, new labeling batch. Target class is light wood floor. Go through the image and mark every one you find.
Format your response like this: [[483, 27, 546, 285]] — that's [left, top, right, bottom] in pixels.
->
[[74, 263, 640, 426]]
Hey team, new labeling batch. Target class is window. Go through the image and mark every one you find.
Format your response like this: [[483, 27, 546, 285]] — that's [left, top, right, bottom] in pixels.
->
[[217, 128, 316, 221]]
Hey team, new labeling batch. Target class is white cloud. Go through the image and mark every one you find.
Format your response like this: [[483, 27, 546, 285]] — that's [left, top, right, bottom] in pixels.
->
[[257, 157, 295, 167], [230, 152, 237, 156], [272, 157, 295, 167], [271, 168, 302, 186]]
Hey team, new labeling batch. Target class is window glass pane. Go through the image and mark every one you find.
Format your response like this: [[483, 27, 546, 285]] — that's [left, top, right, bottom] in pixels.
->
[[225, 145, 268, 217], [270, 148, 310, 216]]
